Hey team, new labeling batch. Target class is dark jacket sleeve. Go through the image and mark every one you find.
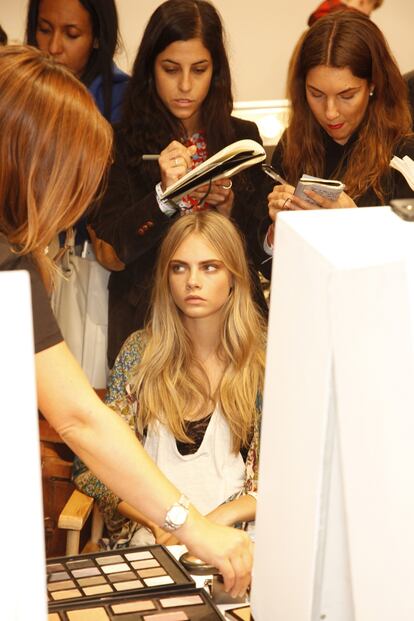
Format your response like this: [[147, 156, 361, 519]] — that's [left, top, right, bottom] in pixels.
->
[[230, 117, 273, 276], [91, 131, 178, 265], [270, 133, 287, 180]]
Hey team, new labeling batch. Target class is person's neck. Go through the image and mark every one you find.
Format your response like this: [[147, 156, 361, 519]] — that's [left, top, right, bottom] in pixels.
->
[[182, 314, 222, 363], [182, 113, 202, 139]]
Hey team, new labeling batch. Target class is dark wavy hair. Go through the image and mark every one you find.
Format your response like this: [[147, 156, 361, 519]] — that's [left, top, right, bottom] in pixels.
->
[[284, 10, 412, 203], [120, 0, 234, 172], [26, 0, 119, 120]]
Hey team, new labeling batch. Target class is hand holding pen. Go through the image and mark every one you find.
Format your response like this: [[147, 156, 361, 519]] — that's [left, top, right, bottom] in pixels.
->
[[150, 141, 197, 191]]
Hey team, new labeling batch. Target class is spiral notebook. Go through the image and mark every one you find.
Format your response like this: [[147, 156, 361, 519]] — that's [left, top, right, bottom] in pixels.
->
[[160, 139, 266, 201], [294, 174, 345, 205]]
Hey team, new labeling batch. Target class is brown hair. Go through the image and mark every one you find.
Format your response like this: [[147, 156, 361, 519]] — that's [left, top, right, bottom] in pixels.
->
[[0, 45, 112, 285], [284, 11, 412, 203]]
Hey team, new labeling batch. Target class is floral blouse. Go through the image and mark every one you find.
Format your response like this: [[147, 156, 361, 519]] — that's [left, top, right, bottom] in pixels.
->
[[73, 330, 261, 547], [178, 130, 212, 212]]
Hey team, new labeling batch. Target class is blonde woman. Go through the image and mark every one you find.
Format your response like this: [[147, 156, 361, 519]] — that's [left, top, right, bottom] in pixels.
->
[[74, 211, 266, 547], [0, 46, 252, 596]]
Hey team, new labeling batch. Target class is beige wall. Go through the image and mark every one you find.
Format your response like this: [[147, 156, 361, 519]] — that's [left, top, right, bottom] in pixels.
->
[[1, 0, 414, 100]]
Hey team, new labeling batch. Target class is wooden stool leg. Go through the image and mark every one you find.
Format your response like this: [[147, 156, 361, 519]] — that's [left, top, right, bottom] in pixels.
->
[[66, 530, 81, 556]]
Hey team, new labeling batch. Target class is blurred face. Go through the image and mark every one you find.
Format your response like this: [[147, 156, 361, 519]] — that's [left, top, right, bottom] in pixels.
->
[[168, 233, 233, 323], [154, 38, 213, 135], [306, 65, 373, 145], [36, 0, 94, 77]]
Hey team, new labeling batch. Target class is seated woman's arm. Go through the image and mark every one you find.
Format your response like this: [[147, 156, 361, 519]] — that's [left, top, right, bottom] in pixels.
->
[[205, 398, 262, 527]]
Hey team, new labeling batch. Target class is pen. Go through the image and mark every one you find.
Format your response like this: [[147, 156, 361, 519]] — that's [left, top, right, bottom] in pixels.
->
[[142, 154, 160, 161], [261, 164, 288, 185]]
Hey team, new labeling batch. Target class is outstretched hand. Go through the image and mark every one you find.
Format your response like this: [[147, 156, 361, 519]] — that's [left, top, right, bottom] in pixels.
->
[[178, 511, 253, 598]]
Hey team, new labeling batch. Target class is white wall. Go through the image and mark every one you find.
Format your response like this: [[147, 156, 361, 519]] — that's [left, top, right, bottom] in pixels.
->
[[1, 0, 414, 100]]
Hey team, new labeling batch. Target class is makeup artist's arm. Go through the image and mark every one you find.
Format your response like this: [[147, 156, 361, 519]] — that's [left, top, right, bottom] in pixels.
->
[[36, 341, 252, 596]]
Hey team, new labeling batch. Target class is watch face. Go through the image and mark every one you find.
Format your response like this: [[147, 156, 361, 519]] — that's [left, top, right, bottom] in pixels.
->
[[169, 505, 187, 526]]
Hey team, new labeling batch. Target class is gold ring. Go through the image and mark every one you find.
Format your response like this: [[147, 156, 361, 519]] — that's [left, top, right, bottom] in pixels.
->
[[221, 180, 232, 190], [283, 197, 291, 209]]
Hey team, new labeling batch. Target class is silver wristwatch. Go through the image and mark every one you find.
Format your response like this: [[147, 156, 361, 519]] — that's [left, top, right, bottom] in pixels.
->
[[163, 494, 190, 532]]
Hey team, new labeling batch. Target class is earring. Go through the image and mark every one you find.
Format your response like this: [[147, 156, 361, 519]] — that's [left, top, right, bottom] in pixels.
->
[[369, 90, 374, 97]]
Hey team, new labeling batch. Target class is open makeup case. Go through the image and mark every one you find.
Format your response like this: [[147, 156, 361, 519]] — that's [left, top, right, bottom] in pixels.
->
[[46, 544, 225, 620]]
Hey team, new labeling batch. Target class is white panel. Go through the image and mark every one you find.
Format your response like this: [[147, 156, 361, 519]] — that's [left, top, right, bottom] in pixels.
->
[[252, 207, 414, 620], [252, 215, 336, 620], [0, 271, 47, 621]]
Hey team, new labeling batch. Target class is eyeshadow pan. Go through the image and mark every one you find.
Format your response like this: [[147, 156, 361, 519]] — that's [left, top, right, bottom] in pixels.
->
[[67, 607, 109, 620], [48, 614, 60, 621], [130, 559, 160, 570], [101, 563, 129, 574], [66, 559, 94, 569], [111, 600, 156, 614], [82, 584, 113, 596], [49, 571, 70, 582], [143, 612, 188, 621], [138, 567, 167, 578], [47, 563, 64, 573], [160, 594, 204, 608], [72, 567, 101, 578], [51, 589, 82, 601], [108, 571, 136, 583], [113, 579, 143, 591], [77, 575, 107, 587], [48, 580, 76, 592], [124, 550, 153, 561], [143, 575, 174, 587], [96, 555, 124, 566], [225, 605, 252, 621]]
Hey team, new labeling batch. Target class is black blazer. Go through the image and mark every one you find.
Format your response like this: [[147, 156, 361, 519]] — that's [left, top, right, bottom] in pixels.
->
[[91, 116, 272, 367]]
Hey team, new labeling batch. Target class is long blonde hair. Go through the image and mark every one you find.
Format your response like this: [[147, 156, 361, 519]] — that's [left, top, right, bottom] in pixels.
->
[[132, 212, 266, 453], [0, 46, 112, 285]]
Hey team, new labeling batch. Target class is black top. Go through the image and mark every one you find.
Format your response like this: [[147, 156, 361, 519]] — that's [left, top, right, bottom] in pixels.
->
[[404, 70, 414, 128], [91, 116, 273, 367], [0, 236, 62, 353], [271, 130, 414, 206]]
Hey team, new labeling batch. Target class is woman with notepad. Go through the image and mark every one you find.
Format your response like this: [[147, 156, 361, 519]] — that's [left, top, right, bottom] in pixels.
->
[[74, 212, 265, 548], [267, 11, 414, 232], [89, 0, 272, 368]]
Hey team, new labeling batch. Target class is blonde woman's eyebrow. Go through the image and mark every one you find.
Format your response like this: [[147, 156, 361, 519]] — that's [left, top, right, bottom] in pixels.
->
[[169, 259, 223, 266]]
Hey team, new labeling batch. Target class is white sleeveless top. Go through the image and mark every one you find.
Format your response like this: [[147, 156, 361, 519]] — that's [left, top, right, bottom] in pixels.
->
[[143, 407, 245, 514]]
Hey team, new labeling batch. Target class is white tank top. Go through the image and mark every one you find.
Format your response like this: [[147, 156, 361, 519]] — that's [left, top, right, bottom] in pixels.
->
[[143, 407, 245, 514]]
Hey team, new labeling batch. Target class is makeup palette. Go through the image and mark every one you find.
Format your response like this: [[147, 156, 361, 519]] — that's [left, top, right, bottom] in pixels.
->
[[225, 605, 254, 621], [47, 546, 194, 608], [47, 587, 225, 621]]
